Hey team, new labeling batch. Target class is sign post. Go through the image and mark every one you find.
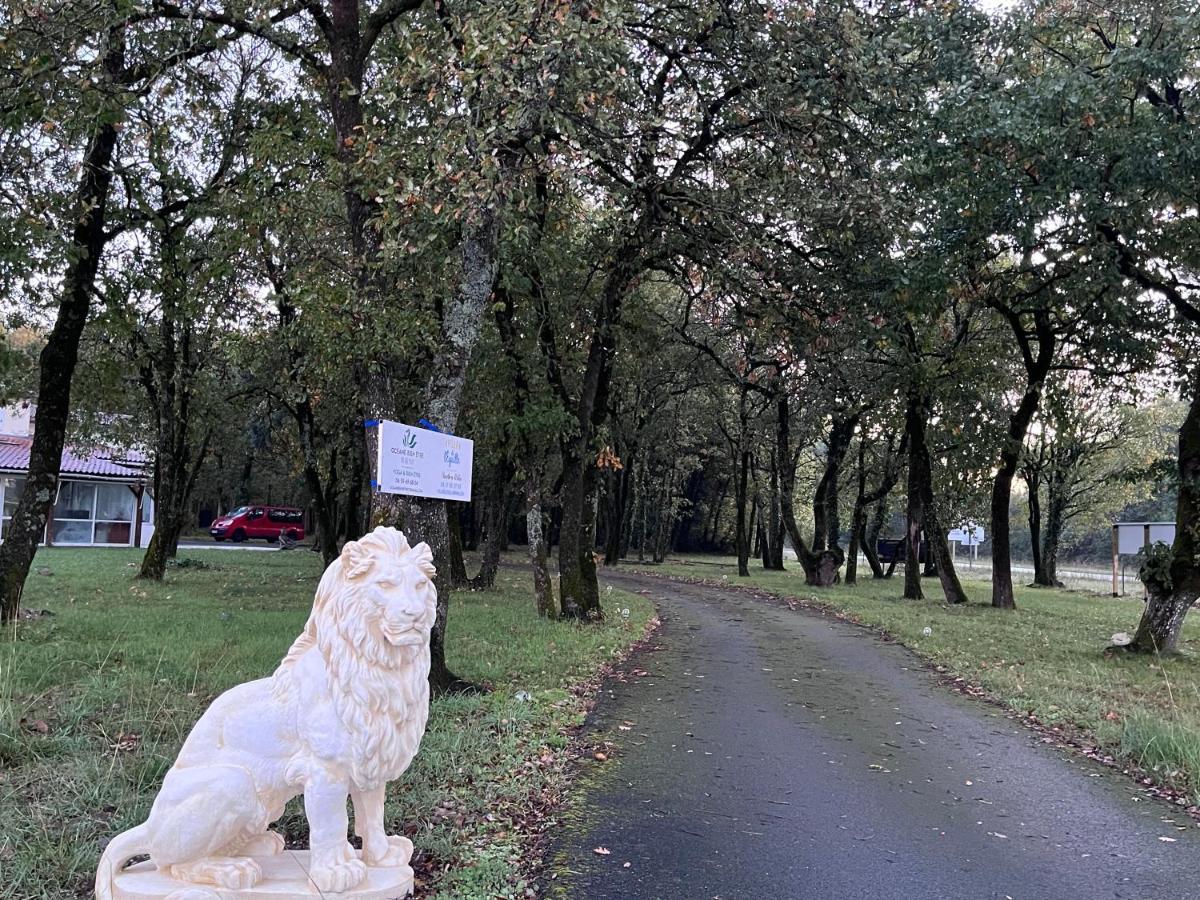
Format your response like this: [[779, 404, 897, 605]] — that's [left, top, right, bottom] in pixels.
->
[[372, 420, 473, 501], [947, 523, 985, 569]]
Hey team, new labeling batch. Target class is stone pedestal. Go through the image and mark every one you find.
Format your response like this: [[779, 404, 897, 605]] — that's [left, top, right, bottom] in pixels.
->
[[110, 852, 414, 900]]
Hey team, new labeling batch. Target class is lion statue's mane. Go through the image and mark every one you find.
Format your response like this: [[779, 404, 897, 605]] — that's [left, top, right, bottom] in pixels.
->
[[274, 526, 435, 790]]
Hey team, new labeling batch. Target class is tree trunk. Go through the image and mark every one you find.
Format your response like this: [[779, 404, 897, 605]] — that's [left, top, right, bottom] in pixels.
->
[[905, 389, 967, 604], [846, 438, 868, 585], [706, 479, 727, 549], [236, 450, 255, 505], [990, 390, 1041, 608], [140, 469, 182, 579], [340, 426, 368, 543], [1128, 375, 1200, 653], [139, 511, 184, 580], [776, 396, 841, 585], [326, 0, 468, 688], [636, 463, 647, 562], [917, 466, 967, 605], [864, 496, 889, 578], [862, 521, 885, 578], [990, 312, 1054, 609], [298, 401, 339, 568], [527, 497, 554, 618], [845, 514, 862, 585], [558, 450, 600, 617], [763, 450, 786, 570], [653, 475, 673, 564], [603, 459, 633, 565], [373, 204, 502, 691], [555, 225, 650, 617], [470, 476, 508, 590], [448, 508, 470, 588], [735, 448, 751, 577], [381, 495, 464, 691], [923, 503, 968, 604], [903, 391, 926, 601], [0, 38, 123, 622], [813, 414, 857, 553], [1025, 469, 1048, 586], [1041, 468, 1068, 588]]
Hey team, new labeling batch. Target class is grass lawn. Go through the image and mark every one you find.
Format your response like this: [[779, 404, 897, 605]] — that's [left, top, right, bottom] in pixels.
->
[[0, 548, 654, 899], [620, 554, 1200, 808]]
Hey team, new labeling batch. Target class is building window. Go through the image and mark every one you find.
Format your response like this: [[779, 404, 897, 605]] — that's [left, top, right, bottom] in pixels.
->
[[0, 478, 139, 545], [94, 484, 135, 545], [1, 475, 25, 540], [53, 481, 95, 544]]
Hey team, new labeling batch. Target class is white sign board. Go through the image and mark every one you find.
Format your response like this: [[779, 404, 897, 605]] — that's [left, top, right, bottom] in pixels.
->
[[947, 523, 985, 546], [375, 420, 473, 501], [1115, 522, 1176, 555]]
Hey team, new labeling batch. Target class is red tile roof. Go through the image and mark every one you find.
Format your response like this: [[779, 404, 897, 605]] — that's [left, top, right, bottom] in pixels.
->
[[0, 435, 148, 480]]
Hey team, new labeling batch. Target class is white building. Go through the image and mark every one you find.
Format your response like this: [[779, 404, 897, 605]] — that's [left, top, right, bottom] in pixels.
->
[[0, 402, 155, 547]]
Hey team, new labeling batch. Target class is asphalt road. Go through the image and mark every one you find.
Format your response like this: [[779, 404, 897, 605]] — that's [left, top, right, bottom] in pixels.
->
[[177, 540, 299, 552], [547, 570, 1200, 900]]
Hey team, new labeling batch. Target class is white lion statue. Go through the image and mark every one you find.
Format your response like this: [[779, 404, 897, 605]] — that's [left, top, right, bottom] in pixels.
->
[[95, 527, 437, 898]]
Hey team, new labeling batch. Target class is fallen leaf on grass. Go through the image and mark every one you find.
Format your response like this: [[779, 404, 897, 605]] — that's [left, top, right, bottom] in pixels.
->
[[1159, 836, 1177, 842], [593, 847, 611, 855], [112, 732, 141, 752]]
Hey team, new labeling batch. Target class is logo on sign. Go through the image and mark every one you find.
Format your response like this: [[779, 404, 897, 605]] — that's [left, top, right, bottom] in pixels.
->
[[403, 431, 417, 449], [444, 448, 460, 465]]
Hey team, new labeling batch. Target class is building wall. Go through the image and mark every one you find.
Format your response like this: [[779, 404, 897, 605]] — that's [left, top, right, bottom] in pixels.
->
[[0, 475, 151, 547], [0, 403, 35, 437]]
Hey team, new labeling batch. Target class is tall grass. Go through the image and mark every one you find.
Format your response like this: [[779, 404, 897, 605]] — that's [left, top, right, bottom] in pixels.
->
[[0, 548, 653, 898]]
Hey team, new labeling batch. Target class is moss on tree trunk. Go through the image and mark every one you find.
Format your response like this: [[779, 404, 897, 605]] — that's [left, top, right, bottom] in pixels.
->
[[1128, 376, 1200, 653]]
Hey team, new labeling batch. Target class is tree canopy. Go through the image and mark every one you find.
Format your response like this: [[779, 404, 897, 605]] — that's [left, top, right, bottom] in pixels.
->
[[2, 0, 1198, 660]]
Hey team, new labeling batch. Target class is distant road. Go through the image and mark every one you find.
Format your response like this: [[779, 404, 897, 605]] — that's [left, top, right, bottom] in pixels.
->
[[777, 550, 1125, 591], [1010, 564, 1110, 584], [177, 540, 306, 553]]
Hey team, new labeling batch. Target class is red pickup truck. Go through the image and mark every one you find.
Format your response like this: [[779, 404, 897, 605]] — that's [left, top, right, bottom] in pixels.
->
[[210, 506, 305, 544]]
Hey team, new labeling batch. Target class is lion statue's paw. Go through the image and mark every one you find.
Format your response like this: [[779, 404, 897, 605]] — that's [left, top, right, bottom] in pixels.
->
[[363, 834, 413, 868], [311, 856, 368, 892], [170, 856, 263, 891]]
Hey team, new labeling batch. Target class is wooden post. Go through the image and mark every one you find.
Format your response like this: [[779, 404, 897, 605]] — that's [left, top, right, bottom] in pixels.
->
[[363, 419, 380, 528], [131, 484, 145, 549], [1111, 525, 1119, 597]]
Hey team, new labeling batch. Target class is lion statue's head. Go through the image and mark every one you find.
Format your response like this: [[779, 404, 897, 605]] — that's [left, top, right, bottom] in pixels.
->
[[273, 526, 437, 787]]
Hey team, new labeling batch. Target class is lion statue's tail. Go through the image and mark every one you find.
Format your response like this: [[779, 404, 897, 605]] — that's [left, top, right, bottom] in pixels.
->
[[94, 822, 150, 900]]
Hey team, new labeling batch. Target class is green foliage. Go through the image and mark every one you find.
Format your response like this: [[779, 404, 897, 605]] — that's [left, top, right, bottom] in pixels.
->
[[1138, 541, 1176, 594]]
